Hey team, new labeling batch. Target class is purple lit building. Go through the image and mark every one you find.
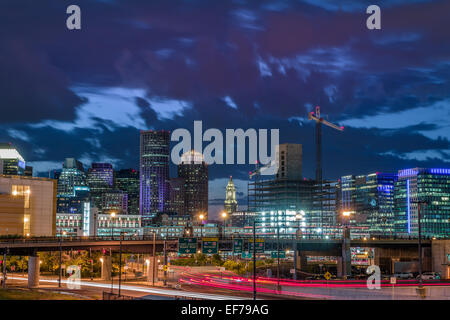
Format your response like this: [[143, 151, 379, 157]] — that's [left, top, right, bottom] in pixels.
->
[[140, 130, 170, 224]]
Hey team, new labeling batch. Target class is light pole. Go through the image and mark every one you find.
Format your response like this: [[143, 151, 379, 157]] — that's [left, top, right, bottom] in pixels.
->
[[110, 212, 116, 239], [342, 211, 352, 279], [294, 212, 303, 280], [59, 231, 67, 288], [110, 248, 113, 294], [118, 231, 125, 296], [252, 219, 256, 300], [152, 232, 156, 286], [413, 199, 429, 290], [198, 213, 205, 238], [276, 212, 280, 292], [221, 212, 228, 239]]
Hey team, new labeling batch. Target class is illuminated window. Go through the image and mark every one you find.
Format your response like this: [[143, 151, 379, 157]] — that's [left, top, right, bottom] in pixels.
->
[[12, 185, 31, 208]]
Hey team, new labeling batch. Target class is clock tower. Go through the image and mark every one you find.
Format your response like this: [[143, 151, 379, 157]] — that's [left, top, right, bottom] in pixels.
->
[[224, 176, 238, 214]]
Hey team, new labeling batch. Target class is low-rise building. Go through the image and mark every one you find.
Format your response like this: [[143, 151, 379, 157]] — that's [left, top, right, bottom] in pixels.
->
[[0, 175, 57, 236]]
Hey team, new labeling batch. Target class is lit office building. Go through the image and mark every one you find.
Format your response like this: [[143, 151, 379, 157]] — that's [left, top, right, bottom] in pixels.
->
[[166, 177, 185, 215], [0, 143, 26, 176], [178, 150, 208, 219], [153, 211, 191, 226], [87, 163, 113, 210], [311, 180, 340, 238], [101, 190, 128, 215], [115, 169, 140, 215], [257, 210, 305, 238], [339, 173, 396, 237], [394, 168, 450, 238], [362, 173, 397, 236], [56, 186, 90, 214], [57, 158, 87, 196], [0, 175, 57, 236], [140, 130, 170, 223], [96, 214, 141, 237], [248, 179, 314, 217], [56, 213, 83, 236], [230, 211, 258, 228]]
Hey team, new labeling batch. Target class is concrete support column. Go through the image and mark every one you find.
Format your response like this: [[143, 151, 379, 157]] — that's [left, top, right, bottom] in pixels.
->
[[146, 256, 156, 284], [101, 255, 111, 281], [28, 255, 40, 288], [342, 228, 351, 278], [337, 257, 343, 277], [296, 253, 308, 271], [374, 248, 381, 266]]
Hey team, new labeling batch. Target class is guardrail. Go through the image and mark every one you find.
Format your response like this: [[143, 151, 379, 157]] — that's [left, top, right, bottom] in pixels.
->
[[0, 234, 440, 244]]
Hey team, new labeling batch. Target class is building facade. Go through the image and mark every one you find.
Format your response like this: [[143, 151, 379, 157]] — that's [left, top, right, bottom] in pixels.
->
[[101, 190, 128, 215], [166, 177, 185, 216], [57, 158, 87, 197], [177, 150, 208, 219], [115, 169, 140, 215], [276, 143, 302, 180], [0, 143, 26, 176], [394, 168, 450, 238], [0, 175, 57, 236], [140, 130, 170, 223], [87, 163, 113, 211]]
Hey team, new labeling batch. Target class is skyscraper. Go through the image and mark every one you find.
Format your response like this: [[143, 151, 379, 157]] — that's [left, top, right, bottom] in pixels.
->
[[224, 176, 238, 214], [57, 158, 87, 197], [0, 143, 26, 176], [167, 177, 185, 215], [87, 163, 113, 190], [87, 163, 113, 211], [101, 190, 128, 215], [115, 169, 139, 215], [140, 130, 170, 222], [178, 150, 208, 219]]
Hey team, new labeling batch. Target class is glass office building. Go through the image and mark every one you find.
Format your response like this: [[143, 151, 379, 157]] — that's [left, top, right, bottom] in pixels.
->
[[0, 143, 26, 176], [57, 158, 87, 197], [394, 168, 450, 238], [115, 169, 140, 215], [140, 130, 170, 223]]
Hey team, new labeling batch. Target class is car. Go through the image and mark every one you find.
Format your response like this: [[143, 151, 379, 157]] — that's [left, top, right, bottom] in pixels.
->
[[393, 272, 414, 279], [417, 272, 440, 280]]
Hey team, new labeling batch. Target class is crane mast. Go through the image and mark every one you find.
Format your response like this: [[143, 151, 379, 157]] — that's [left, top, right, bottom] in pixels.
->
[[308, 106, 344, 235]]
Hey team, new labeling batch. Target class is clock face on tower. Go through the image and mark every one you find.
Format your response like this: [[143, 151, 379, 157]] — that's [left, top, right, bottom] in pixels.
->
[[228, 191, 232, 197]]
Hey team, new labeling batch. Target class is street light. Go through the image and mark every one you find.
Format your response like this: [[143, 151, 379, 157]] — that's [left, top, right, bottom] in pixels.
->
[[412, 198, 429, 291], [118, 231, 126, 296], [221, 212, 228, 239], [342, 211, 352, 235], [58, 231, 67, 288], [110, 212, 116, 239], [198, 213, 205, 237]]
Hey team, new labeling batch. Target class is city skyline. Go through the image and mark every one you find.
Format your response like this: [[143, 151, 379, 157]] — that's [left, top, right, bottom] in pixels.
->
[[1, 0, 450, 219]]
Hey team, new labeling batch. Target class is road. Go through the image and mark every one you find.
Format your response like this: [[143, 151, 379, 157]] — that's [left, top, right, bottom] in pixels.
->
[[5, 267, 450, 300]]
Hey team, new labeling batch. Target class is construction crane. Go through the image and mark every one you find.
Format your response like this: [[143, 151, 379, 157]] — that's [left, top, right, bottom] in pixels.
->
[[308, 106, 344, 234], [308, 106, 344, 182]]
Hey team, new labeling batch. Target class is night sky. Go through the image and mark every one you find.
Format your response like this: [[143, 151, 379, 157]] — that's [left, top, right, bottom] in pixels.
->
[[1, 0, 449, 218]]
